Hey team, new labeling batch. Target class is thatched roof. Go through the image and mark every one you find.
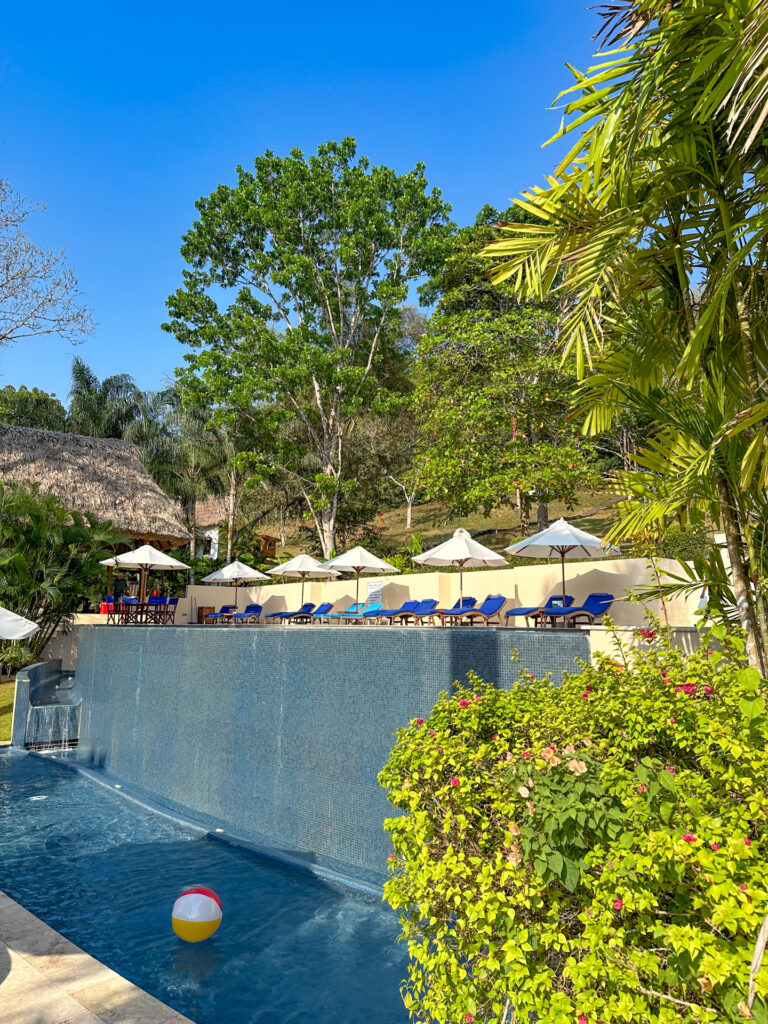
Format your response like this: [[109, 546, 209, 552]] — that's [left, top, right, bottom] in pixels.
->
[[197, 494, 229, 528], [0, 425, 191, 547]]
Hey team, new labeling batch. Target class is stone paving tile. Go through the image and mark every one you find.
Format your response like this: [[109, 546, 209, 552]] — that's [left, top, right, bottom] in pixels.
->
[[0, 892, 194, 1024]]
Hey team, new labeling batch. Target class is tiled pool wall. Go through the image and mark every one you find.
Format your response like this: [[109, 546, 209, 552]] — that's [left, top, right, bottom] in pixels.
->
[[73, 625, 588, 883]]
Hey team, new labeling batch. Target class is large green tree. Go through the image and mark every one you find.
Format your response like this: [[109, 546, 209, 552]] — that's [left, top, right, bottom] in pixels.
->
[[67, 357, 142, 439], [165, 138, 453, 556], [416, 207, 597, 531], [0, 385, 67, 431]]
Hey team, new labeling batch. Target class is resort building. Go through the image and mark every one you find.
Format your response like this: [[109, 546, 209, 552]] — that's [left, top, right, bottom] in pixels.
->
[[0, 424, 190, 549]]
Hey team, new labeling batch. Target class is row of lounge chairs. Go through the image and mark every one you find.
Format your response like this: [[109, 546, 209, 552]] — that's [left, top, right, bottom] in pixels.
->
[[202, 592, 615, 627]]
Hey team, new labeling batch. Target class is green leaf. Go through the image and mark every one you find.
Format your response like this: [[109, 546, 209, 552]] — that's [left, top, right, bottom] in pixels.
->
[[740, 697, 765, 722]]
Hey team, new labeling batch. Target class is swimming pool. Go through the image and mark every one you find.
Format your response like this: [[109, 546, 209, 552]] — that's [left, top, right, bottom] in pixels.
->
[[0, 749, 408, 1023]]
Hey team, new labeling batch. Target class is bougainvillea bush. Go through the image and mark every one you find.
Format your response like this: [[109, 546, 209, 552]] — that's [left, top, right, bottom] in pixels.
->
[[379, 628, 768, 1024]]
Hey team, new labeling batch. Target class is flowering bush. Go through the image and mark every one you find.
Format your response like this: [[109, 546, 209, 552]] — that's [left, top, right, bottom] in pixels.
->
[[379, 628, 768, 1023]]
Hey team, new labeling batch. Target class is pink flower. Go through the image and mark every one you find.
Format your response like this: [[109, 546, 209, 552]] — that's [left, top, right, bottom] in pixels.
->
[[674, 682, 696, 695], [613, 897, 623, 911], [430, 731, 436, 737], [581, 692, 590, 699], [707, 649, 713, 657], [710, 842, 721, 851], [464, 1016, 474, 1023], [549, 744, 557, 751], [637, 784, 647, 793], [639, 629, 657, 641], [436, 747, 442, 753], [703, 685, 714, 697], [458, 699, 469, 708], [523, 751, 531, 759], [492, 734, 499, 741], [740, 883, 749, 892], [682, 832, 697, 843], [415, 718, 424, 726], [660, 670, 669, 680], [745, 837, 752, 847], [388, 854, 395, 861], [669, 717, 676, 724], [578, 1015, 588, 1024], [475, 696, 483, 703], [450, 777, 459, 787]]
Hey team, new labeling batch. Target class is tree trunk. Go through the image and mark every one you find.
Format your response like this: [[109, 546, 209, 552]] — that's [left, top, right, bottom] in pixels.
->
[[226, 471, 236, 563], [537, 502, 549, 531], [520, 498, 530, 535], [716, 476, 766, 674], [318, 507, 336, 559], [186, 497, 197, 584], [406, 494, 414, 530], [279, 502, 287, 547]]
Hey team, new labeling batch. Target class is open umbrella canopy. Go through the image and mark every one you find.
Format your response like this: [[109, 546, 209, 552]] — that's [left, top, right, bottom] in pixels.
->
[[322, 546, 399, 606], [201, 560, 269, 604], [267, 554, 339, 605], [0, 606, 39, 641], [201, 560, 269, 585], [100, 545, 190, 602], [413, 528, 508, 598], [505, 518, 620, 599], [100, 545, 190, 571]]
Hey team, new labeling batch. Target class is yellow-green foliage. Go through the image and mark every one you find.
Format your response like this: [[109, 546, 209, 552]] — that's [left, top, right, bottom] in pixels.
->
[[379, 629, 768, 1023]]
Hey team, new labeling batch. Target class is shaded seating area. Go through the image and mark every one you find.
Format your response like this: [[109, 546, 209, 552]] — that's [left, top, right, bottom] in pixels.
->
[[232, 603, 262, 624], [432, 596, 476, 623], [291, 602, 334, 623], [445, 594, 507, 626], [107, 597, 176, 625], [391, 598, 438, 624], [505, 594, 574, 627], [204, 605, 237, 623], [265, 602, 315, 623], [540, 592, 615, 627]]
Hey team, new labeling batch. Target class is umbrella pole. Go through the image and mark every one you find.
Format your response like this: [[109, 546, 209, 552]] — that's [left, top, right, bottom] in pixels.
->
[[301, 574, 305, 607], [561, 552, 566, 602], [139, 567, 147, 604], [356, 570, 360, 610], [460, 564, 464, 601]]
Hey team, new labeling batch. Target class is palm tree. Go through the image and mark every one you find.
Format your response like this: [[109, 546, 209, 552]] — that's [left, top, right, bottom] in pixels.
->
[[482, 0, 768, 671], [67, 357, 142, 438]]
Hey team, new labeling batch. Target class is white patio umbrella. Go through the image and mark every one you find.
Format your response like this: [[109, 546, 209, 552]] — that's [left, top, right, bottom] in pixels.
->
[[322, 545, 400, 609], [201, 560, 269, 604], [0, 606, 39, 641], [413, 528, 508, 599], [505, 518, 620, 601], [100, 544, 190, 603], [267, 554, 339, 606]]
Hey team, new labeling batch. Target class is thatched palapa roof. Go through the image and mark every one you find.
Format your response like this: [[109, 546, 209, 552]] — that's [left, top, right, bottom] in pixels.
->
[[0, 424, 191, 547]]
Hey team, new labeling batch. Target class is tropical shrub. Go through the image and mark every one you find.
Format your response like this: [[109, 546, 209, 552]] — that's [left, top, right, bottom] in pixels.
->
[[380, 629, 768, 1023], [0, 483, 120, 667]]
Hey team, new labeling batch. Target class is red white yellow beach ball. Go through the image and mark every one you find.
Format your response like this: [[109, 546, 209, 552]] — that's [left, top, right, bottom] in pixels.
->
[[171, 887, 222, 942]]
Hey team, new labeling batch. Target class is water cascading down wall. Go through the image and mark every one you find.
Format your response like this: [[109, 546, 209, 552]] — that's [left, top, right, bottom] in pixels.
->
[[74, 625, 588, 884]]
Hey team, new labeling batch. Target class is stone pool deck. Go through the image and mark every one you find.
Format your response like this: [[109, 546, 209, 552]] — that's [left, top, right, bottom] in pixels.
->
[[0, 891, 193, 1024]]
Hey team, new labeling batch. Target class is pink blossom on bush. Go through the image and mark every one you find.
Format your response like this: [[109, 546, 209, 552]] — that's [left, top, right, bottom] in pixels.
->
[[703, 685, 714, 696], [492, 734, 498, 741], [581, 692, 590, 699], [459, 699, 469, 708], [613, 897, 623, 910], [450, 777, 459, 787], [522, 751, 531, 759], [639, 629, 657, 641], [740, 883, 748, 892], [416, 718, 424, 726], [388, 854, 395, 861], [745, 837, 752, 846], [637, 784, 646, 793], [669, 717, 676, 724], [464, 1015, 474, 1023], [578, 1014, 588, 1024], [710, 842, 721, 851], [682, 832, 697, 843]]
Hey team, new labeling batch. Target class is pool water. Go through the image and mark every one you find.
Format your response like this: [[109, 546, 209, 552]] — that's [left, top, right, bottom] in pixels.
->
[[0, 750, 408, 1023]]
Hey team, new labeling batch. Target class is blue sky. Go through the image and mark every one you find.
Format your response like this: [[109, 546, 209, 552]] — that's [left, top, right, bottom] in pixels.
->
[[1, 2, 599, 400]]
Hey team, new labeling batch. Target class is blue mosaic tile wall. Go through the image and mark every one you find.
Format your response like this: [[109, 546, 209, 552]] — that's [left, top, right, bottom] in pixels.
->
[[74, 625, 588, 883]]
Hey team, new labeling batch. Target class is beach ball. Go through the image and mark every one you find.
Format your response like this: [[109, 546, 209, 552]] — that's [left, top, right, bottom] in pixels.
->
[[171, 887, 222, 942]]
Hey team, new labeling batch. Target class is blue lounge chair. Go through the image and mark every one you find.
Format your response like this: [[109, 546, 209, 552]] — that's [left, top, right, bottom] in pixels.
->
[[432, 597, 476, 623], [446, 594, 507, 626], [342, 602, 384, 623], [204, 604, 236, 623], [291, 602, 334, 623], [232, 603, 263, 623], [265, 602, 315, 622], [543, 593, 615, 627], [505, 594, 574, 627], [376, 599, 420, 624], [325, 601, 365, 620], [165, 596, 179, 623], [391, 598, 438, 624]]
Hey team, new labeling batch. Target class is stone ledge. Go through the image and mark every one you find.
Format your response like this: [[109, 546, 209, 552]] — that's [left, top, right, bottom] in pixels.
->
[[0, 891, 194, 1024]]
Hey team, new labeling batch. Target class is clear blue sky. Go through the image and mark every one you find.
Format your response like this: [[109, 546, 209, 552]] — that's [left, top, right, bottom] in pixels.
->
[[1, 1, 599, 401]]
